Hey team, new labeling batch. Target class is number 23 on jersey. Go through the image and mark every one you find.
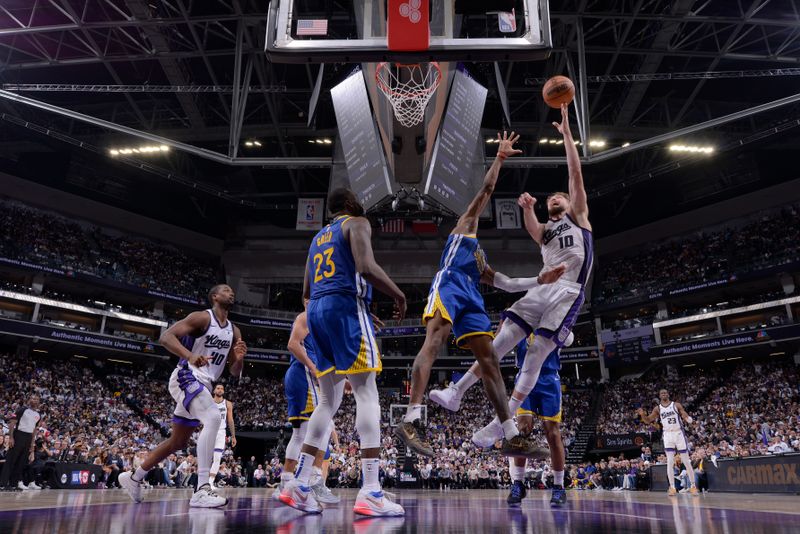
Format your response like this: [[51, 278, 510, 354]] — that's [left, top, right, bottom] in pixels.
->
[[313, 247, 336, 282]]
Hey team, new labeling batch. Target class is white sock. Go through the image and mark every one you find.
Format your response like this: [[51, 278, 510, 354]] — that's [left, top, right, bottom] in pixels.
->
[[452, 371, 479, 396], [501, 419, 519, 440], [404, 404, 423, 423], [311, 466, 323, 486], [294, 452, 316, 486], [132, 467, 149, 483], [509, 458, 525, 482], [553, 470, 564, 487], [362, 458, 381, 492]]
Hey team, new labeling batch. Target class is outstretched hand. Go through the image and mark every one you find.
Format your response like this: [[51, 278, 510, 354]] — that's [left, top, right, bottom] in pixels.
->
[[518, 192, 536, 210], [552, 103, 571, 136], [497, 131, 523, 159], [537, 263, 567, 285]]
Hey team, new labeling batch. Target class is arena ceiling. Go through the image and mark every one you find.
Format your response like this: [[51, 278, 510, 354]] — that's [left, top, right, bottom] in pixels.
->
[[0, 0, 798, 237]]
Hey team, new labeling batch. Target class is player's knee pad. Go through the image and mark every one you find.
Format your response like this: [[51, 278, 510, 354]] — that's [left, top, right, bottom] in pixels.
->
[[516, 337, 557, 395], [305, 375, 345, 450], [350, 373, 381, 449], [493, 320, 527, 360], [194, 394, 221, 432], [286, 423, 307, 461]]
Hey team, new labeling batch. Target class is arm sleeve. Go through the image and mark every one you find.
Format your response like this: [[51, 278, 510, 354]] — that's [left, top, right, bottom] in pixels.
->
[[493, 272, 539, 293]]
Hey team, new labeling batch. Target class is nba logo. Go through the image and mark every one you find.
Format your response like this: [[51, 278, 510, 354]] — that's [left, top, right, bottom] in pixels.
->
[[306, 203, 315, 221], [498, 10, 516, 33]]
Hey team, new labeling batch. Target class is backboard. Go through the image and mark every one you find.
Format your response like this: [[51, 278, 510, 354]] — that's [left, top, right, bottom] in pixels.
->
[[265, 0, 552, 63]]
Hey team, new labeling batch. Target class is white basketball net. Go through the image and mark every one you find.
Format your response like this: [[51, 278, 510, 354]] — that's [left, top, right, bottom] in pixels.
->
[[376, 62, 442, 128]]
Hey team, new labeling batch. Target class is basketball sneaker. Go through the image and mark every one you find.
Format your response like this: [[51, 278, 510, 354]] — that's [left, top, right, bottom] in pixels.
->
[[550, 485, 567, 507], [311, 478, 340, 504], [27, 481, 42, 490], [429, 385, 462, 412], [689, 486, 699, 497], [278, 479, 322, 514], [189, 484, 228, 508], [507, 480, 526, 506], [472, 419, 503, 448], [272, 482, 284, 501], [118, 472, 143, 503], [394, 420, 434, 457], [667, 486, 677, 496], [500, 436, 550, 460], [353, 489, 405, 517]]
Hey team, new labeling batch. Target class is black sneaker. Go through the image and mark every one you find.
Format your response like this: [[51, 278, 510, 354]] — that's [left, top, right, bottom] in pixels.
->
[[500, 435, 550, 459], [507, 480, 527, 506], [550, 485, 567, 507], [394, 419, 434, 457]]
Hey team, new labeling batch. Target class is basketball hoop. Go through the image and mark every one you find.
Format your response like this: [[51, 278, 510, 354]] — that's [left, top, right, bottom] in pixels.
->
[[376, 62, 442, 128]]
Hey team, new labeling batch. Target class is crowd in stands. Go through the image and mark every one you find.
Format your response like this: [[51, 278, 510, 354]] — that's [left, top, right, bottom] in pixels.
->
[[595, 203, 800, 306], [0, 200, 218, 303], [2, 352, 590, 491], [596, 361, 800, 459], [3, 350, 797, 493]]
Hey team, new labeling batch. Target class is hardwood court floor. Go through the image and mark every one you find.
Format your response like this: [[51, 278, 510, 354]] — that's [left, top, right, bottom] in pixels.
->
[[1, 487, 798, 533]]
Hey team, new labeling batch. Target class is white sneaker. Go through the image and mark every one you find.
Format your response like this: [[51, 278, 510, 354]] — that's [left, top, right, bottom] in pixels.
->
[[429, 386, 462, 412], [272, 481, 286, 501], [353, 488, 404, 517], [311, 478, 340, 504], [679, 488, 689, 494], [18, 481, 28, 491], [472, 419, 503, 448], [27, 482, 42, 490], [189, 484, 228, 508], [278, 479, 322, 514], [118, 472, 143, 503]]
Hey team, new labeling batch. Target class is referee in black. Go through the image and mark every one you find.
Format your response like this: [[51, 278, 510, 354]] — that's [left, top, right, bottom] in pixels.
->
[[1, 395, 41, 491]]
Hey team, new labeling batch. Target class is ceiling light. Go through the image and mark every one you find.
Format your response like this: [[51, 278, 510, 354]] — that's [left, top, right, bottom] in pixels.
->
[[308, 140, 316, 144], [589, 139, 606, 147], [556, 139, 564, 145], [574, 140, 580, 145], [622, 142, 630, 148], [253, 140, 262, 147], [315, 139, 325, 144], [245, 141, 253, 147], [109, 145, 169, 157], [539, 138, 549, 144], [323, 138, 332, 144], [669, 144, 715, 154], [548, 139, 557, 144]]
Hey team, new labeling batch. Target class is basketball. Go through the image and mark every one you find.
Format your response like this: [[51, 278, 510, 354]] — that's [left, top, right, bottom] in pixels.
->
[[542, 75, 575, 108]]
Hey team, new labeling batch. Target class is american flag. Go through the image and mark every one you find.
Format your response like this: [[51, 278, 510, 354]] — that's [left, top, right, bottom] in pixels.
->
[[381, 219, 405, 234], [296, 19, 328, 36]]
